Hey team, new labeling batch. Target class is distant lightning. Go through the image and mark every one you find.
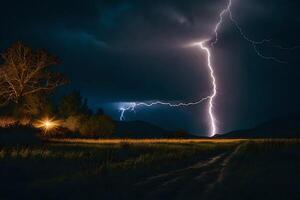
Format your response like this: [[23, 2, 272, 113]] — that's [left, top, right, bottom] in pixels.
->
[[118, 0, 297, 137], [222, 0, 296, 64], [272, 45, 300, 50], [211, 0, 232, 46], [119, 96, 210, 120], [228, 8, 288, 63]]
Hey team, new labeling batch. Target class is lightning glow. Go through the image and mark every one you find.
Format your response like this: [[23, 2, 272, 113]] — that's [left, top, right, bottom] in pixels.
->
[[118, 0, 296, 137]]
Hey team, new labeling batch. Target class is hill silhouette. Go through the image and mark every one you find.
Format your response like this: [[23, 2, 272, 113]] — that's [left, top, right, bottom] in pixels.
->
[[218, 114, 300, 138], [114, 120, 197, 138]]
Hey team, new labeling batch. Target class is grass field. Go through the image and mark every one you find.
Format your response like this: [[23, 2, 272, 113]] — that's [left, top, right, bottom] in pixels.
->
[[49, 138, 245, 144], [1, 139, 300, 200]]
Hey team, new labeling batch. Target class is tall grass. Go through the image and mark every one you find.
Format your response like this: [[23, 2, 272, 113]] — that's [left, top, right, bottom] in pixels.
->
[[0, 117, 17, 127], [0, 117, 31, 127]]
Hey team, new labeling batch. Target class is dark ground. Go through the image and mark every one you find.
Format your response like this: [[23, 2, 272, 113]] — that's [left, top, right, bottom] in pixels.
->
[[0, 139, 300, 200]]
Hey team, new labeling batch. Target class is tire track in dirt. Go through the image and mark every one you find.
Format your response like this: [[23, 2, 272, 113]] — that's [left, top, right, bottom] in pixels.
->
[[133, 143, 244, 200], [201, 142, 244, 199]]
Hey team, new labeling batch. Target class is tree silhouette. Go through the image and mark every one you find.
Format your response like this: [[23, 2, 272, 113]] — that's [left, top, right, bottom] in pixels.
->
[[0, 42, 66, 106]]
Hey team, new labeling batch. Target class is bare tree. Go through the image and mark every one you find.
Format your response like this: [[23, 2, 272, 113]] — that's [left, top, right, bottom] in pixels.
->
[[0, 42, 67, 105]]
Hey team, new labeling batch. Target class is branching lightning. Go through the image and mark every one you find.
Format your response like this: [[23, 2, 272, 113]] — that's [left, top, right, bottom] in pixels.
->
[[224, 0, 298, 64], [119, 44, 218, 136], [119, 96, 210, 121], [211, 0, 232, 46], [118, 0, 297, 137]]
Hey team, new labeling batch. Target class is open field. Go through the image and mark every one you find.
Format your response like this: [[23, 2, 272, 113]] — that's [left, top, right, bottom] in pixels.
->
[[1, 139, 300, 200], [49, 138, 246, 144]]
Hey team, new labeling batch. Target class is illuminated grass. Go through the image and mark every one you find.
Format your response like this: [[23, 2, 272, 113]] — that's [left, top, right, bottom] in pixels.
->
[[48, 138, 246, 144]]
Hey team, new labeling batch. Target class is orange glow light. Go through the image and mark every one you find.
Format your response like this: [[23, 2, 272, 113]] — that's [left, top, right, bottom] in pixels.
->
[[34, 117, 60, 133]]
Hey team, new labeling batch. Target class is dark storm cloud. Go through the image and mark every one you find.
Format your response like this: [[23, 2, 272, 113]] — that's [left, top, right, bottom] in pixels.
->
[[0, 0, 299, 134], [0, 0, 223, 98]]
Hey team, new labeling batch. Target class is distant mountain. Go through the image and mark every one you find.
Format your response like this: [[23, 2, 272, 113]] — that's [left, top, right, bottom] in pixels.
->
[[218, 115, 300, 138], [114, 120, 198, 138]]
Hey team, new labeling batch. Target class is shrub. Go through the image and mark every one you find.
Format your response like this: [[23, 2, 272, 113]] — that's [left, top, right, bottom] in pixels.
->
[[63, 115, 82, 132], [58, 91, 91, 118], [79, 115, 115, 137], [96, 115, 116, 137], [18, 118, 31, 126]]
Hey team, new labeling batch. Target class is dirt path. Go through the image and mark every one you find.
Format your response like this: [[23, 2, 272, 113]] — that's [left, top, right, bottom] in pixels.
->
[[133, 144, 243, 200]]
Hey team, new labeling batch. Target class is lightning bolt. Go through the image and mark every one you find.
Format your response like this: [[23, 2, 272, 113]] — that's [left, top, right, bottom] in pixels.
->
[[198, 41, 217, 136], [119, 96, 210, 120], [119, 39, 217, 137], [118, 0, 297, 137], [215, 0, 297, 64]]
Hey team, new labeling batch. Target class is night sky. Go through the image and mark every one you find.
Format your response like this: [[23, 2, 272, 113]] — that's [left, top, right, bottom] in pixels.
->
[[0, 0, 300, 136]]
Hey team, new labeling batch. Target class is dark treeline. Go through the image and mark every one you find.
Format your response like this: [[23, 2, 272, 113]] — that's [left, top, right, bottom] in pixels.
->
[[0, 42, 115, 138]]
